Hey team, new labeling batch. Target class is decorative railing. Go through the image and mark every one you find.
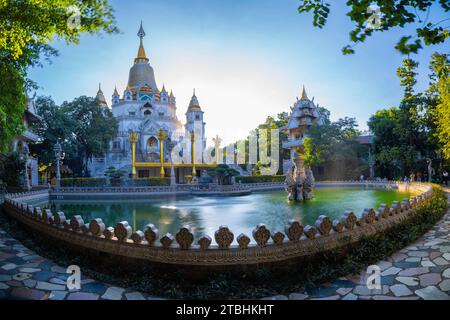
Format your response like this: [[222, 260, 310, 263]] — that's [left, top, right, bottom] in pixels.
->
[[50, 185, 191, 194], [2, 182, 433, 267], [282, 139, 303, 149]]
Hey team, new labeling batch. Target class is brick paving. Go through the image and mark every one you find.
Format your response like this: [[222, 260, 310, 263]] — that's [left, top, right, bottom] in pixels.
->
[[1, 189, 449, 300]]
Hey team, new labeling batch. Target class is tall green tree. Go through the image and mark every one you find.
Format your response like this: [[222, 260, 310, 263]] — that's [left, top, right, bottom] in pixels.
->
[[32, 96, 78, 165], [64, 96, 118, 175], [428, 53, 450, 160], [368, 57, 445, 178], [0, 0, 118, 153], [32, 96, 118, 176], [298, 0, 449, 55], [0, 60, 27, 152]]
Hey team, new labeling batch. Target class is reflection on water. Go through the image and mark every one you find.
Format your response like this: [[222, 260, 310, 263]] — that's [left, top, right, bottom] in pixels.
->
[[27, 187, 413, 243]]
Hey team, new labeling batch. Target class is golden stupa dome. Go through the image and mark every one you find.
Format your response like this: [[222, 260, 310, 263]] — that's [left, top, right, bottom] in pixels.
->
[[127, 22, 158, 92]]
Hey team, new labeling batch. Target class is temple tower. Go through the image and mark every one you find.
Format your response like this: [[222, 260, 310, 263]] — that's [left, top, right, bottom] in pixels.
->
[[282, 86, 320, 201]]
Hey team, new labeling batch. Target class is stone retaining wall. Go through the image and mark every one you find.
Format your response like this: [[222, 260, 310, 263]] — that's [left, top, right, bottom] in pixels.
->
[[2, 182, 433, 269]]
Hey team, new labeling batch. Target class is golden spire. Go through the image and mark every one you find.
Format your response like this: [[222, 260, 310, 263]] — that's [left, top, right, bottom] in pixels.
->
[[96, 83, 107, 107], [301, 85, 308, 100], [135, 21, 149, 63]]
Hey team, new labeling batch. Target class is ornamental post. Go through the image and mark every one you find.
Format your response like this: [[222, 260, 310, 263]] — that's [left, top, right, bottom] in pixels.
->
[[128, 132, 139, 178], [212, 134, 222, 164], [157, 129, 167, 177], [191, 131, 196, 176]]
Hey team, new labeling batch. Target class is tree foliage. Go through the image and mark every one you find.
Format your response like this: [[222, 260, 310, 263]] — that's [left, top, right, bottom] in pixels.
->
[[0, 0, 118, 62], [368, 56, 449, 178], [207, 164, 239, 185], [303, 114, 367, 179], [298, 0, 449, 55], [429, 53, 450, 160], [0, 60, 26, 152], [0, 152, 25, 190], [32, 96, 118, 176], [0, 0, 118, 153]]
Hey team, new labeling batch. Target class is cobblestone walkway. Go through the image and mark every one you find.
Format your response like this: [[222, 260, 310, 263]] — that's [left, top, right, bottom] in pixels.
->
[[1, 190, 449, 300], [267, 189, 450, 300]]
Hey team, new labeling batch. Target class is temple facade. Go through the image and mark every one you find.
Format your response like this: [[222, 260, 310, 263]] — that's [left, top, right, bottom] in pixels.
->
[[88, 23, 208, 182]]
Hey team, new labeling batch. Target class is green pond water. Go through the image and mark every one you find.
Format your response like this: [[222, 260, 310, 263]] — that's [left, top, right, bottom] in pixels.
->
[[27, 187, 413, 243]]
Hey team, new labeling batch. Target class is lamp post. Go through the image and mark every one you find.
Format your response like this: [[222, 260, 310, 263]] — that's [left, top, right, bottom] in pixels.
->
[[53, 140, 65, 187]]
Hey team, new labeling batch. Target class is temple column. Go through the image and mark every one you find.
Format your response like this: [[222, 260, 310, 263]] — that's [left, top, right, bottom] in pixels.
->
[[128, 132, 139, 178], [213, 134, 222, 164], [191, 132, 196, 176], [157, 129, 167, 177]]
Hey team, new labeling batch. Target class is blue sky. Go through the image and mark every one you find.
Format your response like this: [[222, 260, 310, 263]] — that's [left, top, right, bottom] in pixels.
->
[[28, 0, 449, 144]]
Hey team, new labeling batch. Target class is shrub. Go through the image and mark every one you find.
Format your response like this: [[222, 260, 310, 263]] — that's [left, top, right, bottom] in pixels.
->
[[0, 152, 25, 190], [235, 175, 286, 183], [126, 178, 170, 187], [60, 178, 107, 187]]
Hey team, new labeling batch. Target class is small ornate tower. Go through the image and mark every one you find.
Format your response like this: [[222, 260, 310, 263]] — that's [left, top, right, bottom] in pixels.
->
[[185, 89, 206, 165], [282, 86, 320, 201], [112, 86, 120, 105], [96, 83, 108, 107], [160, 84, 168, 103], [169, 90, 176, 105]]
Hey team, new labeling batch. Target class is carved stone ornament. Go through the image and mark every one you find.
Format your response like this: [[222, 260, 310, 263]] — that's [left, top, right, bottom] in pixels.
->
[[103, 227, 115, 239], [53, 212, 66, 226], [160, 233, 175, 249], [89, 218, 106, 236], [237, 234, 250, 249], [175, 225, 194, 250], [144, 224, 159, 245], [304, 225, 317, 239], [332, 220, 344, 233], [70, 215, 85, 232], [252, 224, 271, 247], [214, 226, 234, 249], [315, 215, 332, 236], [271, 231, 285, 245], [131, 231, 144, 244], [285, 220, 304, 242], [114, 221, 132, 242], [198, 235, 212, 250], [342, 211, 356, 230]]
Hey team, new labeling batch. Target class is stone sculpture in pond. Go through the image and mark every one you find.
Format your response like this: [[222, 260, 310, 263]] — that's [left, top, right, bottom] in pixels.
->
[[282, 86, 320, 202]]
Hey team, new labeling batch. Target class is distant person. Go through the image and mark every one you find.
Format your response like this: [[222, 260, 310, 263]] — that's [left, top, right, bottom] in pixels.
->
[[360, 174, 364, 182], [410, 173, 415, 182], [443, 171, 449, 186], [403, 176, 408, 182]]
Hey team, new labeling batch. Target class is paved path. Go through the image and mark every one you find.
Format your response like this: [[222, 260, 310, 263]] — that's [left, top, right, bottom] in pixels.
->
[[1, 189, 449, 300], [267, 188, 450, 300]]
